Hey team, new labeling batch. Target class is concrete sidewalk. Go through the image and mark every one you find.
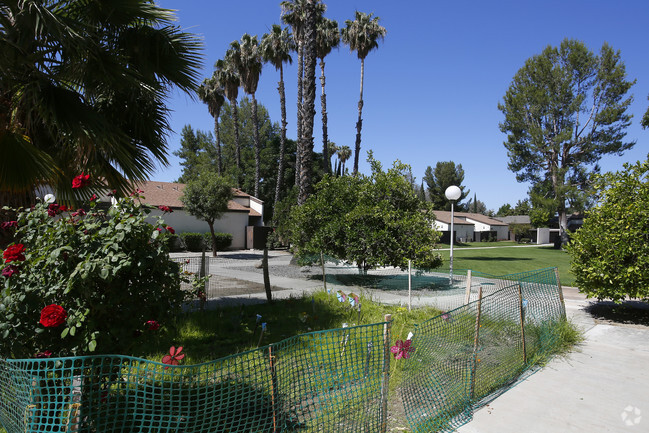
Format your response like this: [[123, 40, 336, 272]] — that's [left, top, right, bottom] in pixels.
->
[[457, 287, 649, 433]]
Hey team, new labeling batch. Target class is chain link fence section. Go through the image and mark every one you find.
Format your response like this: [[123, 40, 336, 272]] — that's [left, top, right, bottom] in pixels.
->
[[0, 320, 391, 433], [401, 268, 565, 432]]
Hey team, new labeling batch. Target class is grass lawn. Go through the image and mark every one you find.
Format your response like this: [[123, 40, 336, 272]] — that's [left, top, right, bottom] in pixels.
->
[[437, 245, 575, 286]]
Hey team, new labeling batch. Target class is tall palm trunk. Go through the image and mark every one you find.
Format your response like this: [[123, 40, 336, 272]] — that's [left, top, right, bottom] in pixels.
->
[[295, 42, 304, 190], [298, 0, 317, 205], [274, 65, 288, 212], [320, 59, 330, 173], [252, 93, 261, 197], [352, 58, 364, 176], [231, 98, 241, 188], [213, 115, 222, 175]]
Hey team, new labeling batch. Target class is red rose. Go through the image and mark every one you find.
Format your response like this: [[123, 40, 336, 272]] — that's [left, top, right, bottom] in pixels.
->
[[3, 244, 25, 263], [47, 203, 61, 217], [2, 265, 18, 277], [145, 320, 160, 331], [158, 205, 173, 213], [166, 226, 175, 234], [0, 221, 17, 230], [72, 173, 91, 189], [40, 304, 67, 328], [89, 194, 98, 201], [36, 350, 52, 358]]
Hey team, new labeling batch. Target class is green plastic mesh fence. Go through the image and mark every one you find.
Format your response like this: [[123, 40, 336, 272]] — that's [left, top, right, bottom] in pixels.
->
[[0, 322, 390, 433], [400, 267, 565, 432], [1, 268, 566, 433]]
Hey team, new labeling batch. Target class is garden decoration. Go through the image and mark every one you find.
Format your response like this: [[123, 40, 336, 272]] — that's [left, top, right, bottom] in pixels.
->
[[336, 290, 347, 303], [257, 322, 267, 347]]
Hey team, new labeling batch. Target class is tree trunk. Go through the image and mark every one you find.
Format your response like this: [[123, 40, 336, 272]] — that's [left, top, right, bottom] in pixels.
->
[[214, 114, 222, 175], [298, 0, 317, 205], [295, 41, 304, 192], [252, 93, 261, 198], [273, 65, 288, 217], [207, 221, 217, 257], [231, 99, 241, 189], [320, 59, 329, 173], [352, 57, 365, 176]]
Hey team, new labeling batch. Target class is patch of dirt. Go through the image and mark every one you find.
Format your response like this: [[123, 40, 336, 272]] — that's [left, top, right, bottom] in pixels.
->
[[585, 300, 649, 327]]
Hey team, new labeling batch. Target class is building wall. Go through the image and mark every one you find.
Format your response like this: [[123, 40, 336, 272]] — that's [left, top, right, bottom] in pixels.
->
[[433, 222, 474, 242], [147, 209, 250, 250]]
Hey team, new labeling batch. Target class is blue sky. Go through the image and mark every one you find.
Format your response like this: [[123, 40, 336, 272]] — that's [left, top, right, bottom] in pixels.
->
[[155, 0, 649, 211]]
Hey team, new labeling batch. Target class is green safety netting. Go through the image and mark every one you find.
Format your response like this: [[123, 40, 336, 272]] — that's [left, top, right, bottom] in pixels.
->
[[1, 268, 566, 433], [400, 267, 565, 432], [0, 322, 390, 433]]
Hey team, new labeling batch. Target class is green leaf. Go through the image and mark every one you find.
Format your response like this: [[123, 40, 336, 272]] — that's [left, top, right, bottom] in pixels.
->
[[88, 340, 97, 352]]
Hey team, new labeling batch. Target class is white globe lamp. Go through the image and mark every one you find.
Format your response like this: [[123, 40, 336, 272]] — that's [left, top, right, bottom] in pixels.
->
[[445, 185, 461, 282]]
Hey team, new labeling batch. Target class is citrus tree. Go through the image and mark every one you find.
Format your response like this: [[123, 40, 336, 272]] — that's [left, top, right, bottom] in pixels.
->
[[568, 159, 649, 302]]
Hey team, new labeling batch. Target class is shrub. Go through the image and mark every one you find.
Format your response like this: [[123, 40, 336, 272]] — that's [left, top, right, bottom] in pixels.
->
[[167, 233, 184, 252], [180, 232, 204, 252], [204, 232, 232, 251], [568, 159, 649, 302], [0, 192, 184, 358]]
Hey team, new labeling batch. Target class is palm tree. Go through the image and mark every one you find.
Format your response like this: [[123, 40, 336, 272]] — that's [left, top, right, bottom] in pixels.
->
[[229, 34, 263, 197], [315, 17, 340, 173], [337, 146, 352, 175], [261, 25, 294, 210], [280, 0, 326, 191], [341, 11, 387, 175], [0, 0, 201, 206], [215, 57, 242, 188], [197, 75, 226, 175]]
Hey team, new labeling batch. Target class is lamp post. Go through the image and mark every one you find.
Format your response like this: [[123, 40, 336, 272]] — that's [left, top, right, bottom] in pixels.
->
[[445, 185, 461, 282]]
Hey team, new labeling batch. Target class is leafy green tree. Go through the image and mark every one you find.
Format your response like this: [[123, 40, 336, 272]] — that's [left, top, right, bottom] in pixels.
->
[[567, 159, 649, 302], [261, 24, 294, 210], [337, 145, 352, 175], [173, 125, 217, 182], [423, 161, 470, 210], [496, 203, 514, 217], [510, 223, 532, 242], [0, 0, 201, 206], [181, 172, 234, 257], [513, 199, 532, 215], [285, 156, 442, 271], [341, 11, 387, 175], [499, 39, 635, 247], [316, 17, 340, 172]]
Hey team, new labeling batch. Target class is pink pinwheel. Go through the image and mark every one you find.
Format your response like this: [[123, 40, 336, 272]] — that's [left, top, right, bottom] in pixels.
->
[[390, 339, 414, 360], [162, 346, 185, 366]]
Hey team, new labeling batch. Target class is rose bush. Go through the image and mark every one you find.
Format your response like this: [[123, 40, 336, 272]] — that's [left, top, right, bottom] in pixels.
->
[[0, 188, 185, 358]]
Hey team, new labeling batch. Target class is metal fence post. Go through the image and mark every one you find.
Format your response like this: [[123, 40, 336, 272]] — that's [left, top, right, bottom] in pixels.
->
[[321, 252, 327, 293], [268, 345, 279, 433], [380, 314, 392, 433]]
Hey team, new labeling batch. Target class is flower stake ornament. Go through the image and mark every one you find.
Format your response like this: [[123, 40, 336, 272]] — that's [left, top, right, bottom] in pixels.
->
[[336, 291, 347, 303], [40, 304, 67, 328], [162, 346, 185, 367], [390, 339, 414, 360], [257, 323, 267, 347]]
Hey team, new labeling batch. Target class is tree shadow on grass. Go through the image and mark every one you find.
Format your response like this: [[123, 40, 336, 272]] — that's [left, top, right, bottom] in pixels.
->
[[460, 257, 533, 261], [585, 301, 649, 326]]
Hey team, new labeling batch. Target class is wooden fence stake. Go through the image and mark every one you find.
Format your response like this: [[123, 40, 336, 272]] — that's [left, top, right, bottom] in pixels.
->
[[554, 268, 566, 318], [470, 286, 483, 401], [380, 314, 392, 433], [268, 345, 279, 433], [408, 260, 412, 311], [464, 270, 473, 304], [517, 283, 527, 365]]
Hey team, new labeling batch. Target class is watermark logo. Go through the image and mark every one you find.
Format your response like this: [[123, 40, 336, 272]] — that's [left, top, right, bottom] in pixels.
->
[[621, 406, 642, 427]]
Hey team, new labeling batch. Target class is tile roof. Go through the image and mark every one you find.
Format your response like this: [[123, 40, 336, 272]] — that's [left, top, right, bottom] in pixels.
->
[[432, 211, 475, 225], [454, 212, 508, 226], [131, 180, 257, 214]]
